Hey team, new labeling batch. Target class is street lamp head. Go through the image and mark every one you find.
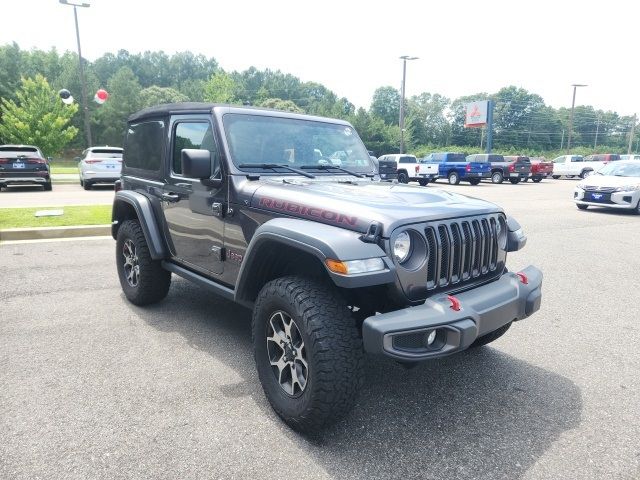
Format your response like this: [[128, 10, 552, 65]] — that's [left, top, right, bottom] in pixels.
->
[[571, 84, 588, 87], [399, 55, 419, 61], [59, 0, 91, 7]]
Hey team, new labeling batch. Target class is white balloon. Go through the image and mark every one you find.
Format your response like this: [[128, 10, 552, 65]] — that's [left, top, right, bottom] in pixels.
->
[[62, 95, 74, 105]]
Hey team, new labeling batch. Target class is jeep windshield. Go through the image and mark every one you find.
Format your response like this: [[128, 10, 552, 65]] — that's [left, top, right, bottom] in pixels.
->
[[223, 114, 375, 174]]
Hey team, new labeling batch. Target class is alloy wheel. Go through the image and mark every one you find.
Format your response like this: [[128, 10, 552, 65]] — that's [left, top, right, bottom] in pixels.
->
[[266, 311, 308, 397], [122, 239, 140, 287]]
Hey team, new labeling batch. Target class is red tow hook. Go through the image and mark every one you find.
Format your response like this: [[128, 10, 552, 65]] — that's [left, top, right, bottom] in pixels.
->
[[447, 295, 461, 311], [516, 272, 529, 285]]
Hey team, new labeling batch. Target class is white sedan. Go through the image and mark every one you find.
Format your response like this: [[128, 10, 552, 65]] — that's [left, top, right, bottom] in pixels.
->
[[78, 146, 123, 190], [574, 160, 640, 213]]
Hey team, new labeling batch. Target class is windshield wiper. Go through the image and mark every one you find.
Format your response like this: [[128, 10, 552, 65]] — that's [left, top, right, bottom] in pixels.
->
[[238, 163, 315, 179], [300, 164, 369, 178]]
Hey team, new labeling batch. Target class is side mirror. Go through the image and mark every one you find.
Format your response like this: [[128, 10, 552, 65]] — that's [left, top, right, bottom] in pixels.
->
[[47, 156, 53, 162], [182, 148, 212, 180], [74, 156, 81, 162]]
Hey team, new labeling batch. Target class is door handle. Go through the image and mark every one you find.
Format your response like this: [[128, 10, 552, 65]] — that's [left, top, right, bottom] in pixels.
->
[[162, 192, 180, 202]]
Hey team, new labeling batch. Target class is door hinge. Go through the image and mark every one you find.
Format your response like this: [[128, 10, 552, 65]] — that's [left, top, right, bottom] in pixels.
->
[[210, 246, 225, 261]]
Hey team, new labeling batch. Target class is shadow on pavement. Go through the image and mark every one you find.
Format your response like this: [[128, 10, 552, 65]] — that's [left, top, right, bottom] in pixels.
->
[[134, 278, 582, 480]]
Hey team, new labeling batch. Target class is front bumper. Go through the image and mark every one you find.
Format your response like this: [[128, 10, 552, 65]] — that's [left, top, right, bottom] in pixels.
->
[[574, 188, 640, 209], [362, 265, 543, 361]]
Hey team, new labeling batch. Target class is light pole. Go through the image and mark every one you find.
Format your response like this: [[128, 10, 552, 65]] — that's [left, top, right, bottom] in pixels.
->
[[59, 0, 92, 147], [398, 55, 418, 154], [566, 83, 587, 153]]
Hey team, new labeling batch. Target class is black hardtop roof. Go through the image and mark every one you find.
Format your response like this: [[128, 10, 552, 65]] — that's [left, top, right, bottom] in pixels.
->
[[127, 102, 352, 126]]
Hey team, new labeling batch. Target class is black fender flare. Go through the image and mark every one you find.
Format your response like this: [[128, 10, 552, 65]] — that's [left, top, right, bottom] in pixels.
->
[[235, 218, 395, 303], [111, 190, 168, 259]]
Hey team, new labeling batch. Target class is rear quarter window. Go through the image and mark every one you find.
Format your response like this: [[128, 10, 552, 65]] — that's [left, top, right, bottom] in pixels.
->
[[124, 120, 165, 176]]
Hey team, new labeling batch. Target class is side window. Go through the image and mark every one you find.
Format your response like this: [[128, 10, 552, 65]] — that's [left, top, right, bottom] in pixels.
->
[[125, 120, 165, 172], [571, 156, 582, 162], [172, 122, 219, 176]]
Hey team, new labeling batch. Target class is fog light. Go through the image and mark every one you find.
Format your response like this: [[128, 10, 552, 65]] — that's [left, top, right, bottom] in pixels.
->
[[426, 330, 437, 346]]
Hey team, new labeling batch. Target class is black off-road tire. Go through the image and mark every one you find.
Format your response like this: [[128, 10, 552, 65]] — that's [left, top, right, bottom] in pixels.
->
[[468, 178, 481, 185], [116, 220, 171, 306], [469, 322, 512, 348], [577, 204, 589, 210], [252, 276, 365, 432], [398, 171, 409, 184]]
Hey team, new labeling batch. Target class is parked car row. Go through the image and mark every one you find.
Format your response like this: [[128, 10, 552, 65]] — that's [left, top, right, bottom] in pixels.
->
[[551, 153, 631, 179], [375, 152, 558, 186]]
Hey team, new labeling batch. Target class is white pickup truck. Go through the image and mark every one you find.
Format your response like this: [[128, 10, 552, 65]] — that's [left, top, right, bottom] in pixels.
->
[[552, 154, 609, 179], [378, 154, 439, 186]]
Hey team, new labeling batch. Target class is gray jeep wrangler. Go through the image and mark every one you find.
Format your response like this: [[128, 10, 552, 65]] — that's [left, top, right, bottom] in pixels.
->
[[112, 103, 543, 431]]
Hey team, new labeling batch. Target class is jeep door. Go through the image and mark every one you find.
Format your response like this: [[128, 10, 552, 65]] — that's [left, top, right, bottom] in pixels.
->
[[162, 116, 225, 275]]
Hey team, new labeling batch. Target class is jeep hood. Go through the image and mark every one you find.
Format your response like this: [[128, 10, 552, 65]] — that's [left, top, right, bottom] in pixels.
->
[[247, 178, 503, 236]]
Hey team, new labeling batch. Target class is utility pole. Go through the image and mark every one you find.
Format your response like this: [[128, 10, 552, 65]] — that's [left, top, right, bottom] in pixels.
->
[[398, 55, 418, 154], [567, 84, 587, 153], [560, 129, 565, 150], [628, 114, 637, 154], [60, 0, 92, 147], [485, 100, 494, 154], [594, 115, 600, 149], [480, 127, 484, 149]]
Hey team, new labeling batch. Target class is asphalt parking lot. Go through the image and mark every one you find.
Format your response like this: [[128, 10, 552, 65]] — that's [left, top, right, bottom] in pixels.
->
[[0, 183, 114, 208], [1, 179, 639, 479]]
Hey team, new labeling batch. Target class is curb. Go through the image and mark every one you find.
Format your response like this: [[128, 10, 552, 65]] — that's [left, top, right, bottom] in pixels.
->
[[0, 224, 111, 241]]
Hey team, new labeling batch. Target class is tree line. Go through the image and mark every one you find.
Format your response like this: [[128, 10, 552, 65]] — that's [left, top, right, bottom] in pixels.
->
[[0, 42, 637, 157]]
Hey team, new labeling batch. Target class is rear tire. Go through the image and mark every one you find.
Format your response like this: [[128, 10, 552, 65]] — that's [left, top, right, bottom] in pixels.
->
[[509, 178, 521, 184], [116, 220, 171, 306], [398, 171, 409, 184], [532, 177, 542, 183], [468, 178, 481, 185], [491, 171, 504, 184], [418, 178, 429, 186], [522, 177, 529, 182], [252, 276, 364, 432], [577, 204, 589, 210], [469, 322, 512, 348], [552, 175, 560, 179], [448, 171, 460, 185]]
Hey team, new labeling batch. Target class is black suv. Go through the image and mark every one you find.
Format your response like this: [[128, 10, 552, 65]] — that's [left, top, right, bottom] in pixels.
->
[[0, 145, 52, 191], [112, 103, 543, 431]]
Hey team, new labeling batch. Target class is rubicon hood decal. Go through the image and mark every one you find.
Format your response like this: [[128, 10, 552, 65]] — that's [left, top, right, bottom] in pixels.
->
[[259, 197, 358, 227]]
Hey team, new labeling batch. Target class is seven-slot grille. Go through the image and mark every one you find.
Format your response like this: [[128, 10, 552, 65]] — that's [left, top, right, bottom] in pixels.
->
[[424, 217, 501, 290]]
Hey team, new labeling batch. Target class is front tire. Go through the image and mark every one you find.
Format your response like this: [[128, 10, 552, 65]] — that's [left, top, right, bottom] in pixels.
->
[[83, 181, 92, 190], [552, 175, 560, 179], [509, 178, 521, 184], [532, 177, 542, 183], [418, 178, 429, 186], [580, 170, 592, 179], [577, 204, 589, 210], [448, 171, 460, 185], [116, 220, 171, 305], [43, 181, 52, 191], [252, 276, 364, 431], [468, 178, 481, 185]]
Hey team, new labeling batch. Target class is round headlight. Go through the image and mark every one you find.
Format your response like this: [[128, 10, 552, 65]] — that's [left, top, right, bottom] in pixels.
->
[[496, 217, 507, 250], [393, 231, 412, 263]]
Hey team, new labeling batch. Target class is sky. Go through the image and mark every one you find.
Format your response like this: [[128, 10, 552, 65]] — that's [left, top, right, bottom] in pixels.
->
[[2, 0, 639, 116]]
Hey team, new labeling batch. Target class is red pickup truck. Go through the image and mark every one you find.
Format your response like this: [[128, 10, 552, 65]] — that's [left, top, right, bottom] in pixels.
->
[[527, 157, 553, 183]]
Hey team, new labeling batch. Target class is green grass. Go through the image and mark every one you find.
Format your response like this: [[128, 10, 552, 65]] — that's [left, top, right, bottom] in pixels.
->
[[0, 205, 111, 229], [50, 166, 79, 174]]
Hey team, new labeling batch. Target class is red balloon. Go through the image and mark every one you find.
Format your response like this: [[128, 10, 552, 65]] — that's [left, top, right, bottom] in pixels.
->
[[96, 89, 109, 101]]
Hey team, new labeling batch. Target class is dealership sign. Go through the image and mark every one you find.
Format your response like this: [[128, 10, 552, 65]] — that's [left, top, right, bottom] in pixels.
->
[[464, 100, 489, 128]]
